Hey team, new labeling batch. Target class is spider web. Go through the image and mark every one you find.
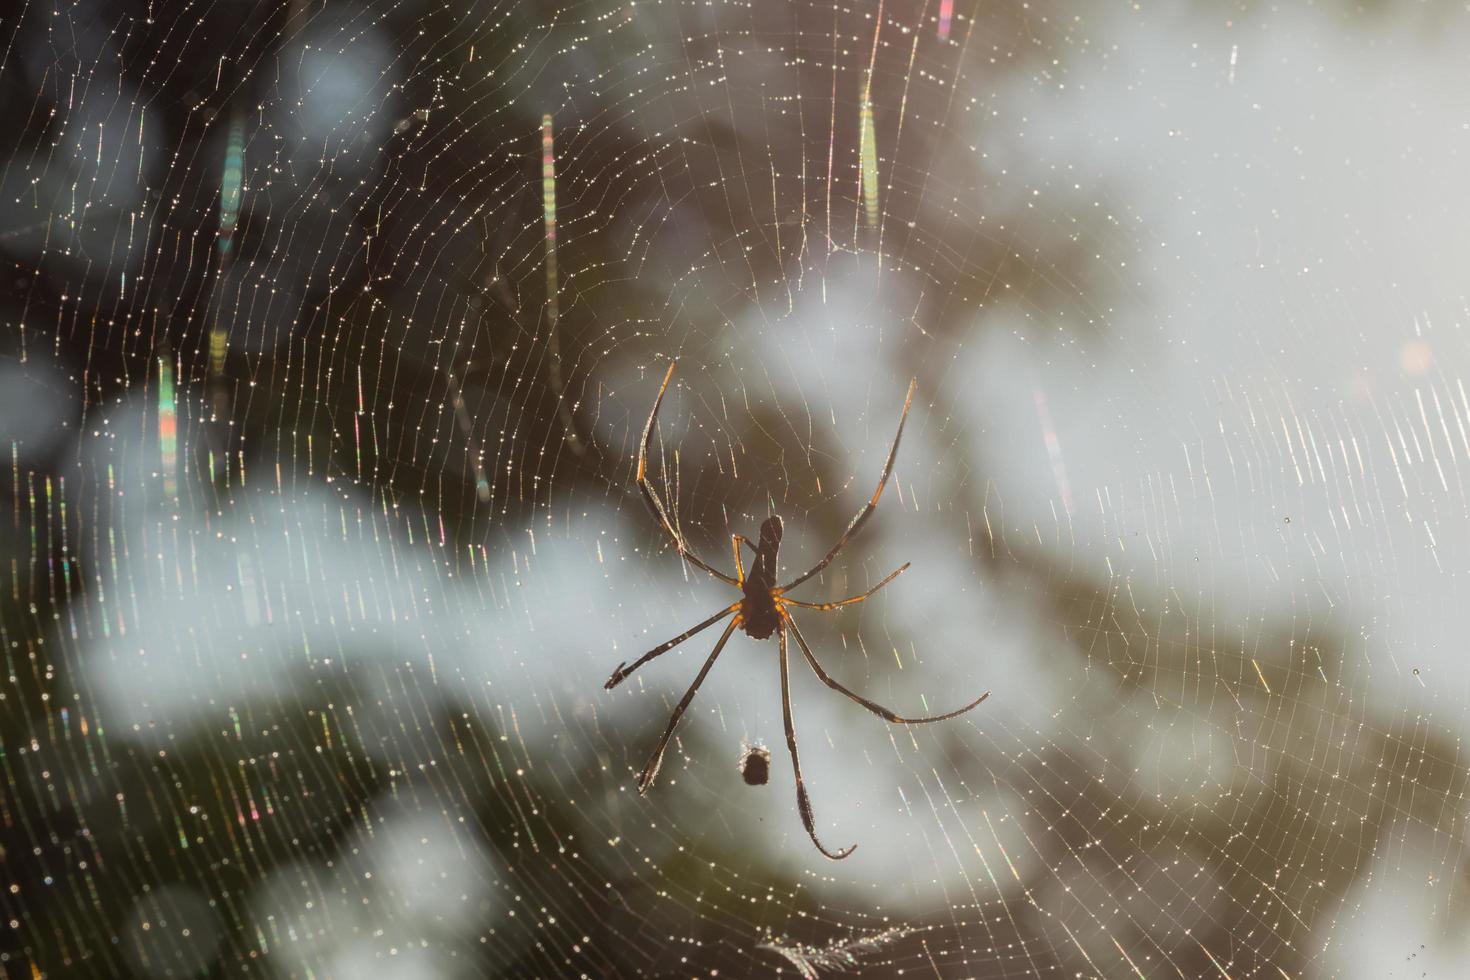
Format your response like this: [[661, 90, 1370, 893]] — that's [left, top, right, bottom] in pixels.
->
[[2, 1, 1468, 976]]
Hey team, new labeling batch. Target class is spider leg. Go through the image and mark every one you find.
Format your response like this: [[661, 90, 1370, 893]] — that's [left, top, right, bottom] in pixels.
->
[[605, 602, 741, 690], [785, 612, 989, 724], [778, 621, 857, 860], [781, 378, 917, 591], [635, 616, 742, 795], [730, 534, 753, 585], [638, 361, 739, 586], [778, 563, 910, 610]]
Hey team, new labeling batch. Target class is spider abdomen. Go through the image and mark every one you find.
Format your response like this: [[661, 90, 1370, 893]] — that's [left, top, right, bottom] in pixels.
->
[[740, 515, 785, 640]]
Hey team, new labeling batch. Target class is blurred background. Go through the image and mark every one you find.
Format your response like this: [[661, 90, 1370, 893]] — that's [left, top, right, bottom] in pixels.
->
[[3, 1, 1469, 976]]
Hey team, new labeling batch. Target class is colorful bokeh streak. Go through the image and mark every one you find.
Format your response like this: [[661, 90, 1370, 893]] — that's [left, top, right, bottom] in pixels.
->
[[859, 73, 879, 230]]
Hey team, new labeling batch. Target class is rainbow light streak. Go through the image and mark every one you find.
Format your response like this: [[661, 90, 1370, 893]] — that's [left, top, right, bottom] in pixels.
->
[[542, 114, 558, 292], [542, 114, 560, 346], [859, 72, 879, 230], [210, 115, 244, 387], [938, 0, 953, 41], [56, 475, 72, 604], [211, 114, 244, 382], [159, 355, 177, 501], [25, 474, 36, 578], [1032, 385, 1073, 516], [209, 327, 228, 379], [218, 114, 244, 257], [42, 477, 54, 586], [446, 370, 492, 502], [541, 114, 581, 452]]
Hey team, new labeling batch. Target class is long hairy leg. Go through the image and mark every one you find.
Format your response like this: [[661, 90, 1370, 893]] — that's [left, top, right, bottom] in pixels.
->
[[637, 361, 738, 585], [635, 616, 741, 795], [779, 621, 857, 860], [730, 534, 754, 585], [605, 602, 740, 690], [779, 563, 909, 610], [781, 378, 916, 591], [785, 613, 989, 724]]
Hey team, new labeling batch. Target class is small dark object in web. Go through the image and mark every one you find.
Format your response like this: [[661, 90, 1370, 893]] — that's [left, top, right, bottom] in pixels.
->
[[739, 744, 771, 786]]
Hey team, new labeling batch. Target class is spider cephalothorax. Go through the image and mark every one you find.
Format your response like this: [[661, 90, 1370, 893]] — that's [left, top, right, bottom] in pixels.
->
[[604, 362, 988, 859]]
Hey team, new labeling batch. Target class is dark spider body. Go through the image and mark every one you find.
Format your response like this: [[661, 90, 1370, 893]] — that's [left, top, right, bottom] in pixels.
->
[[605, 361, 989, 860], [738, 744, 772, 786], [740, 516, 784, 640]]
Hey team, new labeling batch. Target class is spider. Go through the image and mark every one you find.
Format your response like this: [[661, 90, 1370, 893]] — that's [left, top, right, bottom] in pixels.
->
[[737, 742, 771, 786], [605, 362, 989, 860]]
